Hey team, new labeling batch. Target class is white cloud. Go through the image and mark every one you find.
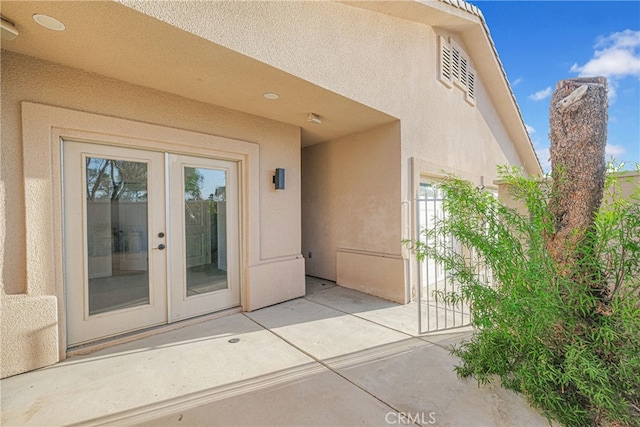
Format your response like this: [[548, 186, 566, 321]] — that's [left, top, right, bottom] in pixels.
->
[[536, 146, 551, 172], [529, 86, 552, 101], [525, 124, 536, 135], [598, 30, 640, 50], [570, 46, 640, 78], [605, 143, 626, 158], [570, 30, 640, 102], [512, 77, 524, 87]]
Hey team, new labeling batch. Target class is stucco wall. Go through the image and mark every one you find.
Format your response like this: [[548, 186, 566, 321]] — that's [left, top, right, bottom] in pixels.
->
[[498, 172, 640, 213], [403, 32, 520, 187], [1, 50, 302, 293], [0, 50, 304, 377], [2, 1, 537, 375], [302, 122, 403, 300], [120, 1, 524, 181], [122, 1, 528, 301], [120, 1, 435, 120]]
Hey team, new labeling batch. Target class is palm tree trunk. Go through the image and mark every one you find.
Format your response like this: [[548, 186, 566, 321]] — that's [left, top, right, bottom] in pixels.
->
[[546, 77, 608, 296]]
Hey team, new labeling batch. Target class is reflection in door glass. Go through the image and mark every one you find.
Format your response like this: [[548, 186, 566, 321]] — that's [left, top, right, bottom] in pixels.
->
[[184, 167, 228, 297], [85, 157, 150, 315]]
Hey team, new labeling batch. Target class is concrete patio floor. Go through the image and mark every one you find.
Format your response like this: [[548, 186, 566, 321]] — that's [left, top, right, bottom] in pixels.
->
[[1, 278, 550, 426]]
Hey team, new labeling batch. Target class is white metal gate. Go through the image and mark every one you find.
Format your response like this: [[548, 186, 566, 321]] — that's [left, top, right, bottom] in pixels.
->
[[416, 183, 471, 333]]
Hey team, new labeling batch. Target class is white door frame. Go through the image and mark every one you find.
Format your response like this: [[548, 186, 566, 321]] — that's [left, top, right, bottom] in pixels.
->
[[21, 102, 260, 358], [63, 141, 244, 346]]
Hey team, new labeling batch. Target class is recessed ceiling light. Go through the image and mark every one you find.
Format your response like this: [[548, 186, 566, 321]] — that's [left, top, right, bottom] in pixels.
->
[[263, 92, 279, 100], [33, 14, 65, 31]]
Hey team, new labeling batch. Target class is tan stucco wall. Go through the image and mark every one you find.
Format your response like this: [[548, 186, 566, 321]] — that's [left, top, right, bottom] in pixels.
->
[[614, 172, 640, 200], [302, 122, 404, 301], [2, 1, 538, 376], [1, 50, 304, 377], [123, 1, 530, 303], [498, 172, 640, 213], [403, 31, 521, 187], [120, 1, 523, 174], [1, 296, 59, 378]]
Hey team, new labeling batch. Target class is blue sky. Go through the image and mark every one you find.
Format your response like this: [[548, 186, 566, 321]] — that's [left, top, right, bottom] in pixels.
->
[[471, 1, 640, 171]]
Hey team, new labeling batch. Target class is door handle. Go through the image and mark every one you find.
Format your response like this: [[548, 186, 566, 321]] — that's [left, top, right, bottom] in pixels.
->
[[154, 244, 166, 250]]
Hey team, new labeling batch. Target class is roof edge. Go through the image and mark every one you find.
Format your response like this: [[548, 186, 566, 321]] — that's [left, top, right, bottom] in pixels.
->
[[437, 0, 484, 18]]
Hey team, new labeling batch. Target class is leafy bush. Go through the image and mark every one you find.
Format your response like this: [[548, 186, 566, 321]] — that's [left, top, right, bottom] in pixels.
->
[[409, 165, 640, 426]]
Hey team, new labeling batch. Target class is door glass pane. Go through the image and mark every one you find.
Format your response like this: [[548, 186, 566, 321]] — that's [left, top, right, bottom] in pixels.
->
[[86, 157, 150, 315], [184, 167, 228, 296]]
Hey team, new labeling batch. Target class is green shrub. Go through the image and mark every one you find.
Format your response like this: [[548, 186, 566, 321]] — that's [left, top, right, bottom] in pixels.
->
[[408, 165, 640, 426]]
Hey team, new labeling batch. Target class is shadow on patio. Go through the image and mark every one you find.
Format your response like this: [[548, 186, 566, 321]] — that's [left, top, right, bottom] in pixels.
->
[[1, 279, 549, 426]]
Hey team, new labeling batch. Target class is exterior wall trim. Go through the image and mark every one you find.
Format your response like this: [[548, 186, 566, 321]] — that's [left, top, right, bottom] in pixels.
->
[[336, 249, 407, 303], [20, 101, 260, 364]]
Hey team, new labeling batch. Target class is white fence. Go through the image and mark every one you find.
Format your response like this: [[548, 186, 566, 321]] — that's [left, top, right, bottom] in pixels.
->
[[416, 183, 471, 333]]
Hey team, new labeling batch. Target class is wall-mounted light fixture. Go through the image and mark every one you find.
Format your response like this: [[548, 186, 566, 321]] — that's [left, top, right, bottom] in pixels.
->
[[308, 113, 322, 124], [273, 168, 285, 190], [1, 16, 19, 40]]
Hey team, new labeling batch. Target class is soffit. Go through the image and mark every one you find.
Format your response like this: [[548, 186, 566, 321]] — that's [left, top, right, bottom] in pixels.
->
[[340, 1, 480, 31], [0, 0, 395, 147]]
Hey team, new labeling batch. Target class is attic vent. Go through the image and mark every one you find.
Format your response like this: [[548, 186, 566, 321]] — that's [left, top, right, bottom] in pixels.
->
[[438, 36, 453, 87], [437, 35, 476, 107], [466, 67, 476, 106], [459, 56, 468, 88], [451, 45, 461, 83]]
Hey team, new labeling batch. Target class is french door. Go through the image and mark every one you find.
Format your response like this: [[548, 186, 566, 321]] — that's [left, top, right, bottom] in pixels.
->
[[63, 141, 240, 346], [168, 154, 240, 321]]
